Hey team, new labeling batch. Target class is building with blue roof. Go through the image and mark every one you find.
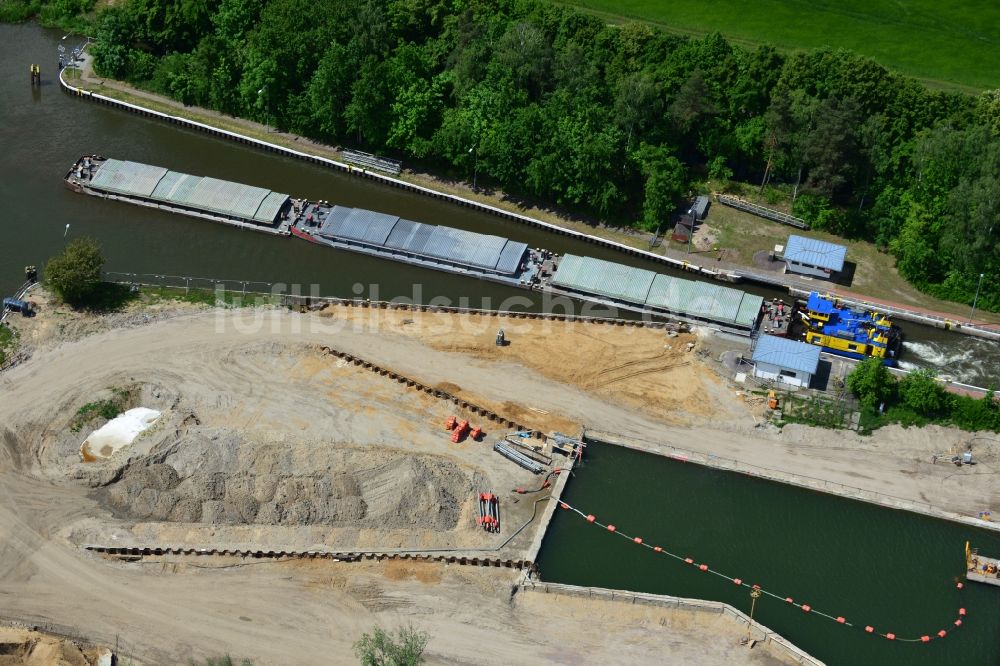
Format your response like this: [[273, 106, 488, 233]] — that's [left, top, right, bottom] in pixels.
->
[[783, 234, 847, 279], [751, 334, 821, 388]]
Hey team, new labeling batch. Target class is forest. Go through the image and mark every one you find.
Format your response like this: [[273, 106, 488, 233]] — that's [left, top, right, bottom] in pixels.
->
[[7, 0, 1000, 311]]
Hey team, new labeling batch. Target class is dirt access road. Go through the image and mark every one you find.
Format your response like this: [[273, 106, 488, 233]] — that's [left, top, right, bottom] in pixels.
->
[[0, 307, 994, 663]]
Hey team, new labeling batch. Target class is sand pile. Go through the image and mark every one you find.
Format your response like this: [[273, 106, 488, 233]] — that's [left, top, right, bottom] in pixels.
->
[[98, 429, 484, 529], [0, 627, 111, 666]]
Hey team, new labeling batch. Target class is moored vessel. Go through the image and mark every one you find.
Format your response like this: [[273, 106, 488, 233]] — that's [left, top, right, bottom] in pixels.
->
[[794, 292, 903, 365]]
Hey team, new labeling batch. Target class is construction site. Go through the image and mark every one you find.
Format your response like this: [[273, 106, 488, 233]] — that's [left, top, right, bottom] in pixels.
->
[[1, 291, 998, 664]]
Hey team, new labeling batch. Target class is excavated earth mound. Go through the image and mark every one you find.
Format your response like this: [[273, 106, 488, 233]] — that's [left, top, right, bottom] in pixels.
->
[[96, 429, 485, 529]]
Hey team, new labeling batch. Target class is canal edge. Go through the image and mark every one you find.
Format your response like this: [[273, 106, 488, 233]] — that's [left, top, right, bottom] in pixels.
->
[[57, 66, 1000, 342], [519, 581, 825, 666], [587, 430, 1000, 534]]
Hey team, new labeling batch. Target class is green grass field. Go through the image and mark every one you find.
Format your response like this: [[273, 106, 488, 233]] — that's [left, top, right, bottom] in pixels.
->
[[559, 0, 999, 91]]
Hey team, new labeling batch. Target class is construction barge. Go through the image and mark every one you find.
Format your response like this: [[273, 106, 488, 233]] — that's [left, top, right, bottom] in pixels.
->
[[65, 155, 766, 334], [967, 542, 1000, 587]]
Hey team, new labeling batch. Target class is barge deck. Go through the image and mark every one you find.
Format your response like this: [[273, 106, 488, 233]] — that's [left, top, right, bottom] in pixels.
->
[[65, 156, 294, 236], [66, 155, 769, 335], [967, 542, 1000, 587]]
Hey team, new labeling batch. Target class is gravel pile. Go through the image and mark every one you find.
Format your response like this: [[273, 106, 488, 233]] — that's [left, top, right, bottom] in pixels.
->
[[98, 429, 484, 529]]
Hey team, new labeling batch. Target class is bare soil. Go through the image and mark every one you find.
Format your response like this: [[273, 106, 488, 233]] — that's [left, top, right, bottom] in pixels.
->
[[1, 299, 996, 664], [0, 627, 111, 666]]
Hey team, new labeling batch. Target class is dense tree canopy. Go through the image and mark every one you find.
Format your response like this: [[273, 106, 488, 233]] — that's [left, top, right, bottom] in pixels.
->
[[78, 0, 999, 311]]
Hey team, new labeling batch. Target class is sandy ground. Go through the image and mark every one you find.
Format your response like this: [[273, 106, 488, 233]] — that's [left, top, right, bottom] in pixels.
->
[[1, 304, 997, 663], [0, 626, 111, 665]]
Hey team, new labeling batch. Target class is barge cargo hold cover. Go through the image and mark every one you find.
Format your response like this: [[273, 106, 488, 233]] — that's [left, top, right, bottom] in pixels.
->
[[312, 205, 529, 277], [547, 254, 764, 330], [66, 157, 292, 232]]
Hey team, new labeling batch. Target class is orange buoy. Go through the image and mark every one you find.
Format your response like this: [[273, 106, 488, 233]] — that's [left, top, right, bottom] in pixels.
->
[[785, 597, 793, 604], [560, 502, 569, 510], [886, 633, 896, 641], [958, 608, 966, 616], [733, 578, 742, 585], [954, 619, 963, 627], [752, 584, 761, 590], [586, 515, 595, 523], [937, 630, 947, 638], [865, 626, 874, 633], [956, 582, 964, 589], [607, 524, 616, 532], [684, 557, 694, 564], [633, 537, 642, 544], [836, 617, 846, 624], [698, 564, 708, 571], [921, 636, 930, 643], [802, 605, 811, 613], [653, 546, 662, 553]]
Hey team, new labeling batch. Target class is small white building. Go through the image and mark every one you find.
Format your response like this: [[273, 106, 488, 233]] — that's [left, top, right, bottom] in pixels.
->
[[751, 334, 821, 388], [783, 234, 846, 279]]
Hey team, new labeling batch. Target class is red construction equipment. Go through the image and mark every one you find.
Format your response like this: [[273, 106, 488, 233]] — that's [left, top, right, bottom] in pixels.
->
[[470, 425, 483, 441], [445, 415, 457, 430]]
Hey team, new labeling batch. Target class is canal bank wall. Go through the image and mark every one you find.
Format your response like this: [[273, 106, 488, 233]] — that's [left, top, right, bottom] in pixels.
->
[[56, 66, 724, 282], [586, 430, 1000, 534], [520, 580, 824, 666], [59, 65, 999, 342]]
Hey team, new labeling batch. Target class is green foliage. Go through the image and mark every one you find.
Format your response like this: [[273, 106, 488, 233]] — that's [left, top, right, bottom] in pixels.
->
[[0, 324, 16, 366], [0, 0, 94, 27], [62, 0, 1000, 311], [555, 0, 1000, 91], [353, 625, 428, 666], [70, 387, 134, 432], [851, 365, 1000, 433], [897, 369, 947, 416], [846, 358, 894, 412], [44, 237, 105, 308]]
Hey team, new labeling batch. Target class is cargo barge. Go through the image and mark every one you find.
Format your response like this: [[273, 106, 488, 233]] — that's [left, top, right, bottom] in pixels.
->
[[65, 155, 766, 335]]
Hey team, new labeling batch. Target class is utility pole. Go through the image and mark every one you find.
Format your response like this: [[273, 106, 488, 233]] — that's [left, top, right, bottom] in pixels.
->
[[970, 272, 985, 323]]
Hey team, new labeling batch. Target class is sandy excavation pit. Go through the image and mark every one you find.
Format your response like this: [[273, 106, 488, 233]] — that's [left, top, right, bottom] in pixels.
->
[[11, 342, 544, 551]]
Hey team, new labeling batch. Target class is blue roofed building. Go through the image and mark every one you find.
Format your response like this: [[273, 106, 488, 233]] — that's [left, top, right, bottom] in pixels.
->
[[751, 334, 821, 388], [783, 234, 847, 279]]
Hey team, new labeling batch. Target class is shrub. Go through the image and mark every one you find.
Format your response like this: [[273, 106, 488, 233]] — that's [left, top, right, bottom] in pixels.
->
[[897, 369, 948, 417], [44, 237, 104, 307], [846, 358, 894, 412], [354, 625, 428, 666]]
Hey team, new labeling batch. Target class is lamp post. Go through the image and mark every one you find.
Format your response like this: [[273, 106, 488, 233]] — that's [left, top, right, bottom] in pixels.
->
[[257, 85, 269, 133], [970, 272, 985, 323], [746, 587, 762, 644], [468, 145, 478, 192]]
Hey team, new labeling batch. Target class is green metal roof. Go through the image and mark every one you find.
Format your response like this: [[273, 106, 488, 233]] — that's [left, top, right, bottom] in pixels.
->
[[90, 159, 289, 225], [550, 255, 656, 304], [90, 159, 168, 197], [552, 254, 763, 328]]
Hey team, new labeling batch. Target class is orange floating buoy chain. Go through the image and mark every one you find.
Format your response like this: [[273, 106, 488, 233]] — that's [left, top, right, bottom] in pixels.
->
[[556, 499, 967, 644]]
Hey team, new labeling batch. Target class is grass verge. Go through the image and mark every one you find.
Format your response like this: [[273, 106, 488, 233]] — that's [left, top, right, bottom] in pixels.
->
[[554, 0, 998, 91]]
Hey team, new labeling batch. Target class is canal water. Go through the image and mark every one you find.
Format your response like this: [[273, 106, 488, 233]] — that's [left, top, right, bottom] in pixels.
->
[[535, 439, 1000, 666], [0, 21, 997, 388]]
